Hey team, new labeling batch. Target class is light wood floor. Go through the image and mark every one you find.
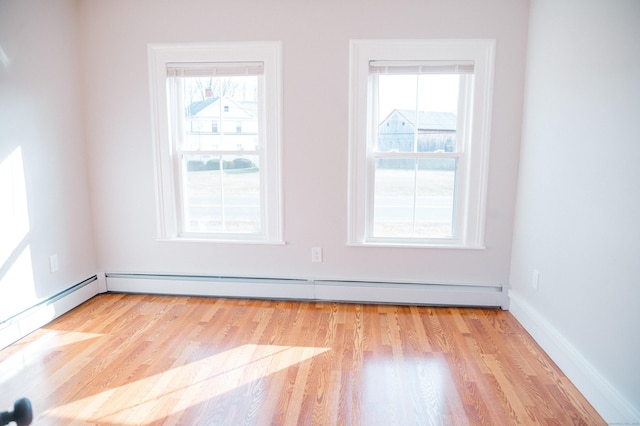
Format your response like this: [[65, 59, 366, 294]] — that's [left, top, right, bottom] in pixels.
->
[[0, 293, 604, 425]]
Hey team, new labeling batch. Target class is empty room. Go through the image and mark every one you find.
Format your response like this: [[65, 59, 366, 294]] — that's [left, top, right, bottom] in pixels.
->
[[1, 0, 638, 424]]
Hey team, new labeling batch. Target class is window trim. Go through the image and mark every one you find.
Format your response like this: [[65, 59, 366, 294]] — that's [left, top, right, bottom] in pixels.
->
[[148, 42, 283, 244], [348, 39, 495, 249]]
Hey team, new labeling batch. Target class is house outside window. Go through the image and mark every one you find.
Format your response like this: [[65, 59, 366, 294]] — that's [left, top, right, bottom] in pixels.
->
[[148, 42, 283, 243], [348, 39, 495, 248]]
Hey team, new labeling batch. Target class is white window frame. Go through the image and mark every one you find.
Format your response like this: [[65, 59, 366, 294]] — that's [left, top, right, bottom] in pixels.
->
[[348, 39, 495, 248], [148, 42, 283, 244]]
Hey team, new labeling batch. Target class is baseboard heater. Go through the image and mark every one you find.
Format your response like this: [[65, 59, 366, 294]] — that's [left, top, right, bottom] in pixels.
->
[[0, 275, 101, 350], [105, 273, 507, 309]]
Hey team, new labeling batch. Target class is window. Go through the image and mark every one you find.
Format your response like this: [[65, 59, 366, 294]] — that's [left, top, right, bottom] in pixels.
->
[[148, 42, 283, 243], [348, 39, 495, 248]]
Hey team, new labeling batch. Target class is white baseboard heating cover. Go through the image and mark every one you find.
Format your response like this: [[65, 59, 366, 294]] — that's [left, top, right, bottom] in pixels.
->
[[105, 274, 507, 309], [0, 275, 102, 350]]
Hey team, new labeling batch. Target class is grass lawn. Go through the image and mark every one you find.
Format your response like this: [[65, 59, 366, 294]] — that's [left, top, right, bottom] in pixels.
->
[[183, 167, 455, 237], [186, 168, 260, 196], [374, 168, 456, 197], [186, 168, 454, 197]]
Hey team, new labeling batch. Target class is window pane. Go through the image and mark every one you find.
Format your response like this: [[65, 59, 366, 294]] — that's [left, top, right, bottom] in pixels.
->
[[182, 75, 260, 152], [177, 75, 263, 235], [416, 75, 459, 153], [182, 154, 261, 234], [373, 158, 457, 238], [373, 158, 417, 238], [377, 74, 459, 153], [377, 75, 417, 153]]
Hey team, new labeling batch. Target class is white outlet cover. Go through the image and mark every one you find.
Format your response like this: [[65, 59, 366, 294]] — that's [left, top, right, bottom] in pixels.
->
[[532, 269, 540, 290], [311, 247, 323, 263], [49, 254, 59, 272]]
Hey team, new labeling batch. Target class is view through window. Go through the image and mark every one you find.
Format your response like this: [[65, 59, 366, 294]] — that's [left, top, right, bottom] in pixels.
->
[[372, 71, 466, 239], [169, 69, 262, 235]]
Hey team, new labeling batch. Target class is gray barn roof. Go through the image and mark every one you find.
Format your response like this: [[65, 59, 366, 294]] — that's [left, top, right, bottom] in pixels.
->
[[390, 110, 457, 131], [187, 97, 218, 116]]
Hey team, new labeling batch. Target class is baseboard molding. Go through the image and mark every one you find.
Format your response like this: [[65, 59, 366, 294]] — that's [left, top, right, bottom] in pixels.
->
[[508, 290, 640, 424], [106, 274, 315, 300], [314, 279, 506, 307], [0, 276, 102, 350], [105, 273, 507, 308]]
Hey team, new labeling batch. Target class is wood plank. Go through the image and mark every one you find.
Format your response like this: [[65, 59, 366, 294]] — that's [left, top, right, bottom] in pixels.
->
[[0, 294, 605, 425]]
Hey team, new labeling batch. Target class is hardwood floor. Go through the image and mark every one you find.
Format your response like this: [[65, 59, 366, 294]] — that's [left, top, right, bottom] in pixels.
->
[[0, 293, 604, 425]]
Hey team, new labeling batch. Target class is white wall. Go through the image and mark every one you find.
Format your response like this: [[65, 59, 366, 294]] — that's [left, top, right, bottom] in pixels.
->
[[0, 0, 97, 322], [510, 0, 640, 421], [79, 0, 529, 287]]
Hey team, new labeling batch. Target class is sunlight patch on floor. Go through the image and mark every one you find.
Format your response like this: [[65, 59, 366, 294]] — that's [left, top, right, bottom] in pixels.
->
[[44, 344, 330, 424], [0, 329, 103, 383]]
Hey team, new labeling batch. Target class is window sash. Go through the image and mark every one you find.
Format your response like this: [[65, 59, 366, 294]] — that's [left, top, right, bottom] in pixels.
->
[[366, 70, 469, 242], [369, 157, 459, 240], [177, 153, 263, 238], [365, 155, 465, 243], [168, 72, 266, 237], [369, 72, 472, 156]]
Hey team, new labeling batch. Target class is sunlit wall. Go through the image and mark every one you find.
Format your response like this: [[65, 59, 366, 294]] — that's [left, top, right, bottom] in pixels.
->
[[0, 0, 97, 323]]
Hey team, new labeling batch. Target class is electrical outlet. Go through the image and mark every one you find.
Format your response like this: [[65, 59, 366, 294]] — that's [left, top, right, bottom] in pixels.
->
[[532, 269, 540, 291], [50, 254, 59, 273], [311, 247, 323, 263]]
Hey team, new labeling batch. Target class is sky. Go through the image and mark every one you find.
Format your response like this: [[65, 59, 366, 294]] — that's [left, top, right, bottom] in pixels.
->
[[377, 74, 460, 120]]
